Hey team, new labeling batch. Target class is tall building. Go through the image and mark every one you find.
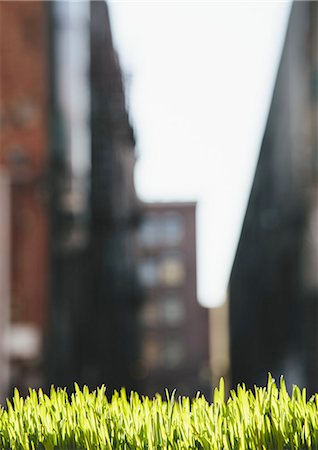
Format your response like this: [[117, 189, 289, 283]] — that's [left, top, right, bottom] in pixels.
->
[[0, 0, 50, 396], [137, 202, 210, 399], [230, 1, 318, 394], [0, 0, 141, 397]]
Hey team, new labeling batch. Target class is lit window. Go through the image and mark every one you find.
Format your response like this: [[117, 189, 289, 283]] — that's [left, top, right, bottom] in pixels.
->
[[159, 255, 185, 286]]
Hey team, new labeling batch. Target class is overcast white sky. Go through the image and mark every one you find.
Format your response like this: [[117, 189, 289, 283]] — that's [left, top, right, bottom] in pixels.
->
[[108, 1, 292, 308]]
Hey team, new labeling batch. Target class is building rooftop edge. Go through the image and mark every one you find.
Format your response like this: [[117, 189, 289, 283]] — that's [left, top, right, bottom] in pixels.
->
[[139, 200, 197, 209]]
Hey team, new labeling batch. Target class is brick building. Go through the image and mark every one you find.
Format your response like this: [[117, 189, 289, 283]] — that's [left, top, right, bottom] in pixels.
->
[[0, 1, 50, 395], [137, 202, 210, 399], [0, 0, 141, 397]]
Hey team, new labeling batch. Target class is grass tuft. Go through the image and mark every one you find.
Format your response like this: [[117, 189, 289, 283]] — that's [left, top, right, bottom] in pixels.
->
[[1, 374, 318, 449]]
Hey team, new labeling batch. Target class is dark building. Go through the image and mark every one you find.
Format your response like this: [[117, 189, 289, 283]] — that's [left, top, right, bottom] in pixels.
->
[[136, 202, 210, 399], [230, 1, 318, 394], [83, 0, 141, 392], [0, 0, 141, 397], [47, 0, 141, 394]]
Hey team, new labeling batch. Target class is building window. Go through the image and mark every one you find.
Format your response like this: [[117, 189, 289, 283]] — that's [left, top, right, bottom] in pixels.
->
[[137, 258, 158, 288], [140, 301, 160, 327], [159, 254, 185, 286], [138, 212, 184, 248], [161, 296, 185, 326], [142, 337, 160, 370], [138, 255, 185, 288], [138, 214, 159, 247], [142, 337, 185, 370], [140, 296, 185, 328], [161, 212, 184, 245], [162, 338, 185, 368]]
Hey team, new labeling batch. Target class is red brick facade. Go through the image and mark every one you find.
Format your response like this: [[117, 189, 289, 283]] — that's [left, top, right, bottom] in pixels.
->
[[0, 1, 49, 332], [137, 202, 210, 398]]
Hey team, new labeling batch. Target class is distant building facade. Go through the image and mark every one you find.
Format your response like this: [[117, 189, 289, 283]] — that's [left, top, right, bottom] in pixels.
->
[[0, 0, 141, 397], [230, 1, 318, 394], [137, 202, 210, 399]]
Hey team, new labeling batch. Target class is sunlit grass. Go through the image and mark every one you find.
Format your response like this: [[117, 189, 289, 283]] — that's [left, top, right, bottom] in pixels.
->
[[1, 374, 318, 449]]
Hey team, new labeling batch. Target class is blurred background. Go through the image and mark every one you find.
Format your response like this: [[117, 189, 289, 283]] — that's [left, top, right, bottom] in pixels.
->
[[0, 0, 318, 403]]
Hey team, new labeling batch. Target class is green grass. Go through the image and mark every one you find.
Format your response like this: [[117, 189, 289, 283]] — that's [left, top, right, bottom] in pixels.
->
[[1, 374, 318, 449]]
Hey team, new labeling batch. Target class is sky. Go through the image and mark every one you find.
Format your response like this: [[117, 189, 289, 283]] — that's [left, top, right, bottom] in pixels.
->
[[108, 1, 292, 308]]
